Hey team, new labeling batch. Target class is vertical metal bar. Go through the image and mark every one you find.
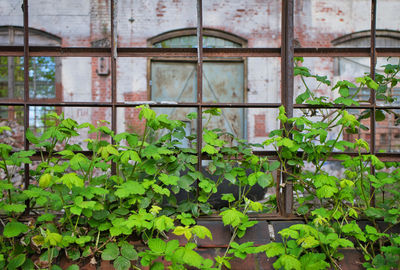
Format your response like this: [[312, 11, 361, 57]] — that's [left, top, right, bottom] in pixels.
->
[[370, 0, 377, 207], [281, 0, 294, 216], [196, 0, 203, 172], [111, 0, 117, 175], [23, 0, 30, 213]]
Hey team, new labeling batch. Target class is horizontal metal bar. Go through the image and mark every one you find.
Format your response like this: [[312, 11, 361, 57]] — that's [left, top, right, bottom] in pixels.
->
[[294, 47, 371, 57], [203, 48, 281, 57], [1, 46, 400, 57], [3, 100, 400, 110], [197, 213, 305, 221], [17, 149, 400, 163]]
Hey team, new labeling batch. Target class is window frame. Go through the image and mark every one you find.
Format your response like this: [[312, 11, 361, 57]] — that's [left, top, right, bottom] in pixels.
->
[[0, 0, 398, 217]]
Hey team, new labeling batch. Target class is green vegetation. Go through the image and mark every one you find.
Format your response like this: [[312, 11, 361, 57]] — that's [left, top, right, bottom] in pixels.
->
[[0, 58, 399, 269]]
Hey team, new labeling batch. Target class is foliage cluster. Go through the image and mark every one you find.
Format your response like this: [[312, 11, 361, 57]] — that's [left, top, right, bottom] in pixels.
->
[[0, 57, 399, 269]]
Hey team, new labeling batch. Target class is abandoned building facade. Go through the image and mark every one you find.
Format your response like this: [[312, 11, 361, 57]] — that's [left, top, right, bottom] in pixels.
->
[[0, 0, 400, 151]]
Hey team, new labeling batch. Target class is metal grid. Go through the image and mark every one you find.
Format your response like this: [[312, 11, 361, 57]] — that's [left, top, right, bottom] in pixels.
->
[[0, 0, 399, 217]]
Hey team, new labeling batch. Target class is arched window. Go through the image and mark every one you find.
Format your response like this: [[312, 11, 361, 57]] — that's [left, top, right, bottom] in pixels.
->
[[148, 28, 247, 140], [0, 26, 61, 133]]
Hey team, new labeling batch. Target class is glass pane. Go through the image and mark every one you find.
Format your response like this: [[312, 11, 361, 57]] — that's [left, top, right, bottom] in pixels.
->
[[29, 107, 112, 150], [117, 106, 197, 147], [117, 57, 148, 103], [376, 108, 400, 153], [247, 108, 279, 150], [29, 57, 56, 99], [118, 0, 196, 47], [294, 57, 371, 104], [202, 107, 245, 143], [30, 1, 109, 47], [247, 57, 281, 103], [376, 57, 400, 107], [0, 105, 24, 150], [343, 109, 371, 153], [294, 0, 371, 48], [118, 57, 256, 106], [0, 56, 24, 101], [53, 57, 111, 102]]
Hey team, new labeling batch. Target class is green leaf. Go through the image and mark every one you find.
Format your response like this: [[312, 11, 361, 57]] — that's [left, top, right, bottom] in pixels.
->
[[165, 240, 180, 256], [154, 215, 175, 232], [375, 110, 385, 122], [182, 247, 204, 268], [316, 185, 338, 198], [39, 173, 52, 188], [65, 265, 80, 270], [220, 208, 245, 227], [26, 129, 39, 144], [2, 204, 27, 213], [299, 253, 329, 270], [101, 243, 120, 260], [202, 144, 218, 155], [7, 254, 26, 270], [150, 262, 164, 270], [3, 221, 28, 238], [224, 173, 236, 184], [339, 87, 349, 97], [297, 235, 319, 249], [279, 228, 299, 240], [60, 173, 84, 189], [273, 254, 301, 270], [159, 173, 179, 186], [115, 181, 145, 198], [120, 243, 138, 260], [37, 213, 56, 222], [192, 225, 213, 240], [148, 238, 166, 254], [45, 231, 63, 246], [269, 161, 281, 171], [258, 242, 285, 257], [258, 173, 273, 188], [221, 193, 235, 203], [113, 256, 130, 270]]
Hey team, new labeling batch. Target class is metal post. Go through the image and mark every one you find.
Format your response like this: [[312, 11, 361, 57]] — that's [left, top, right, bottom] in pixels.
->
[[111, 0, 117, 175], [370, 0, 377, 207], [281, 0, 294, 216], [23, 0, 30, 213], [196, 0, 203, 172]]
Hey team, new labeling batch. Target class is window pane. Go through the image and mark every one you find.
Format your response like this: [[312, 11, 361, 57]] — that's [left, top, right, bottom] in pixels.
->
[[59, 57, 111, 102], [117, 107, 197, 150], [294, 57, 372, 104], [0, 56, 24, 101], [247, 57, 281, 104], [0, 105, 24, 150], [247, 108, 279, 150], [29, 57, 56, 99], [29, 107, 112, 150]]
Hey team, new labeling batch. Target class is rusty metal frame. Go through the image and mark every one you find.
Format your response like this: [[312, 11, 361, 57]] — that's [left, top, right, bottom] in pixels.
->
[[0, 0, 397, 218]]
